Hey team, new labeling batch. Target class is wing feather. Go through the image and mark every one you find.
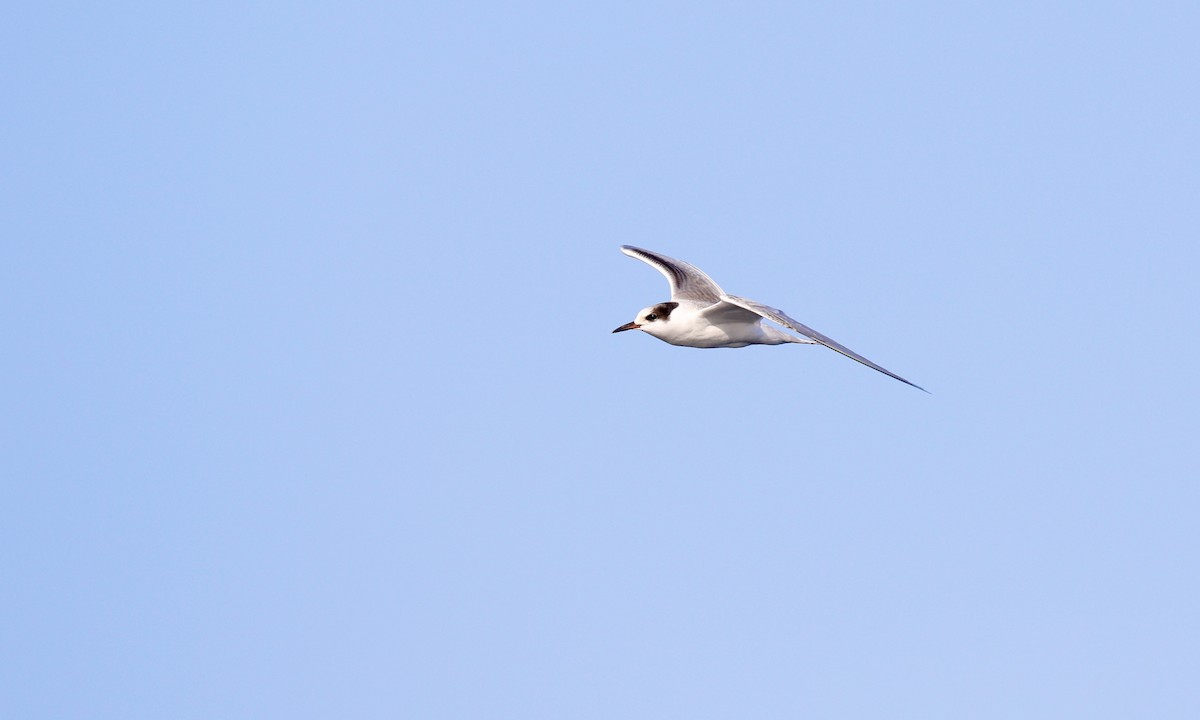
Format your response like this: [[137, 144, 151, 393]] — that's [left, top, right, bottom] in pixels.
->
[[620, 246, 724, 304], [721, 294, 927, 392]]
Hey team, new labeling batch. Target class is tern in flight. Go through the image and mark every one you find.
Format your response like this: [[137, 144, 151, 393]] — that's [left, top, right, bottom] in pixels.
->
[[613, 245, 926, 391]]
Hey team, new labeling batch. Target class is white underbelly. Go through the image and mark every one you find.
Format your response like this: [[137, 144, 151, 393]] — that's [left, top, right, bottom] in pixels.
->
[[663, 322, 764, 348]]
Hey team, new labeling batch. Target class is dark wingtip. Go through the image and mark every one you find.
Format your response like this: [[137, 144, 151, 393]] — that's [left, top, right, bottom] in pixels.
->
[[894, 376, 929, 393]]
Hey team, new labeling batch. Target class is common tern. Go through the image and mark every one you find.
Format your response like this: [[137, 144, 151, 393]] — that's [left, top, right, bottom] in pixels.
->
[[613, 245, 925, 391]]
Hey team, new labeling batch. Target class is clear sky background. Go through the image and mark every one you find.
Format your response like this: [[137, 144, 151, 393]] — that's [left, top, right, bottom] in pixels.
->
[[4, 3, 1198, 718]]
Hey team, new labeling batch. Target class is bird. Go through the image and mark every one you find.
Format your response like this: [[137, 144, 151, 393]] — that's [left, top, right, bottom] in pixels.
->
[[612, 245, 926, 391]]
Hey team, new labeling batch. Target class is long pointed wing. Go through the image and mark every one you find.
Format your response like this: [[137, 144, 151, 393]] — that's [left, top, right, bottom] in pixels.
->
[[620, 246, 724, 304], [721, 294, 928, 392]]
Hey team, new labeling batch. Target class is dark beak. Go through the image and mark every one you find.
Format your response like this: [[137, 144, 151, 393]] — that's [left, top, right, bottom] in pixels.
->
[[612, 321, 641, 333]]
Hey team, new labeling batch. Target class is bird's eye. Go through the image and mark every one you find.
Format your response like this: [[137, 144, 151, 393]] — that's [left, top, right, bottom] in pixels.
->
[[646, 313, 657, 321]]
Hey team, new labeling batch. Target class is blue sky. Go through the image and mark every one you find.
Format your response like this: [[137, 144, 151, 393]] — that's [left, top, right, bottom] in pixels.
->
[[3, 3, 1198, 718]]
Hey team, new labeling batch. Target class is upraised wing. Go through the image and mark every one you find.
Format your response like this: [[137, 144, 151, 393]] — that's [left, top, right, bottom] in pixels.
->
[[719, 294, 927, 392], [620, 245, 724, 304]]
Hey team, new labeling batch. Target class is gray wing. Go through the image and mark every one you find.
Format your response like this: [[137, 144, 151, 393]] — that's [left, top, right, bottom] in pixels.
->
[[721, 294, 927, 392], [620, 246, 725, 304]]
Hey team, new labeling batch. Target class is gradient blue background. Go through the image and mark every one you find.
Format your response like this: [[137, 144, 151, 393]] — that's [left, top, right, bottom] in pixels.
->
[[4, 3, 1198, 718]]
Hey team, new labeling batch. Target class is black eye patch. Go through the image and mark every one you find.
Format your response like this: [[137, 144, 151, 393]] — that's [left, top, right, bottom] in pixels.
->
[[651, 301, 679, 320]]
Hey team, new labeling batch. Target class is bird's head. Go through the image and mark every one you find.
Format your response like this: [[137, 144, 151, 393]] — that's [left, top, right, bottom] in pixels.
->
[[612, 301, 679, 339]]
